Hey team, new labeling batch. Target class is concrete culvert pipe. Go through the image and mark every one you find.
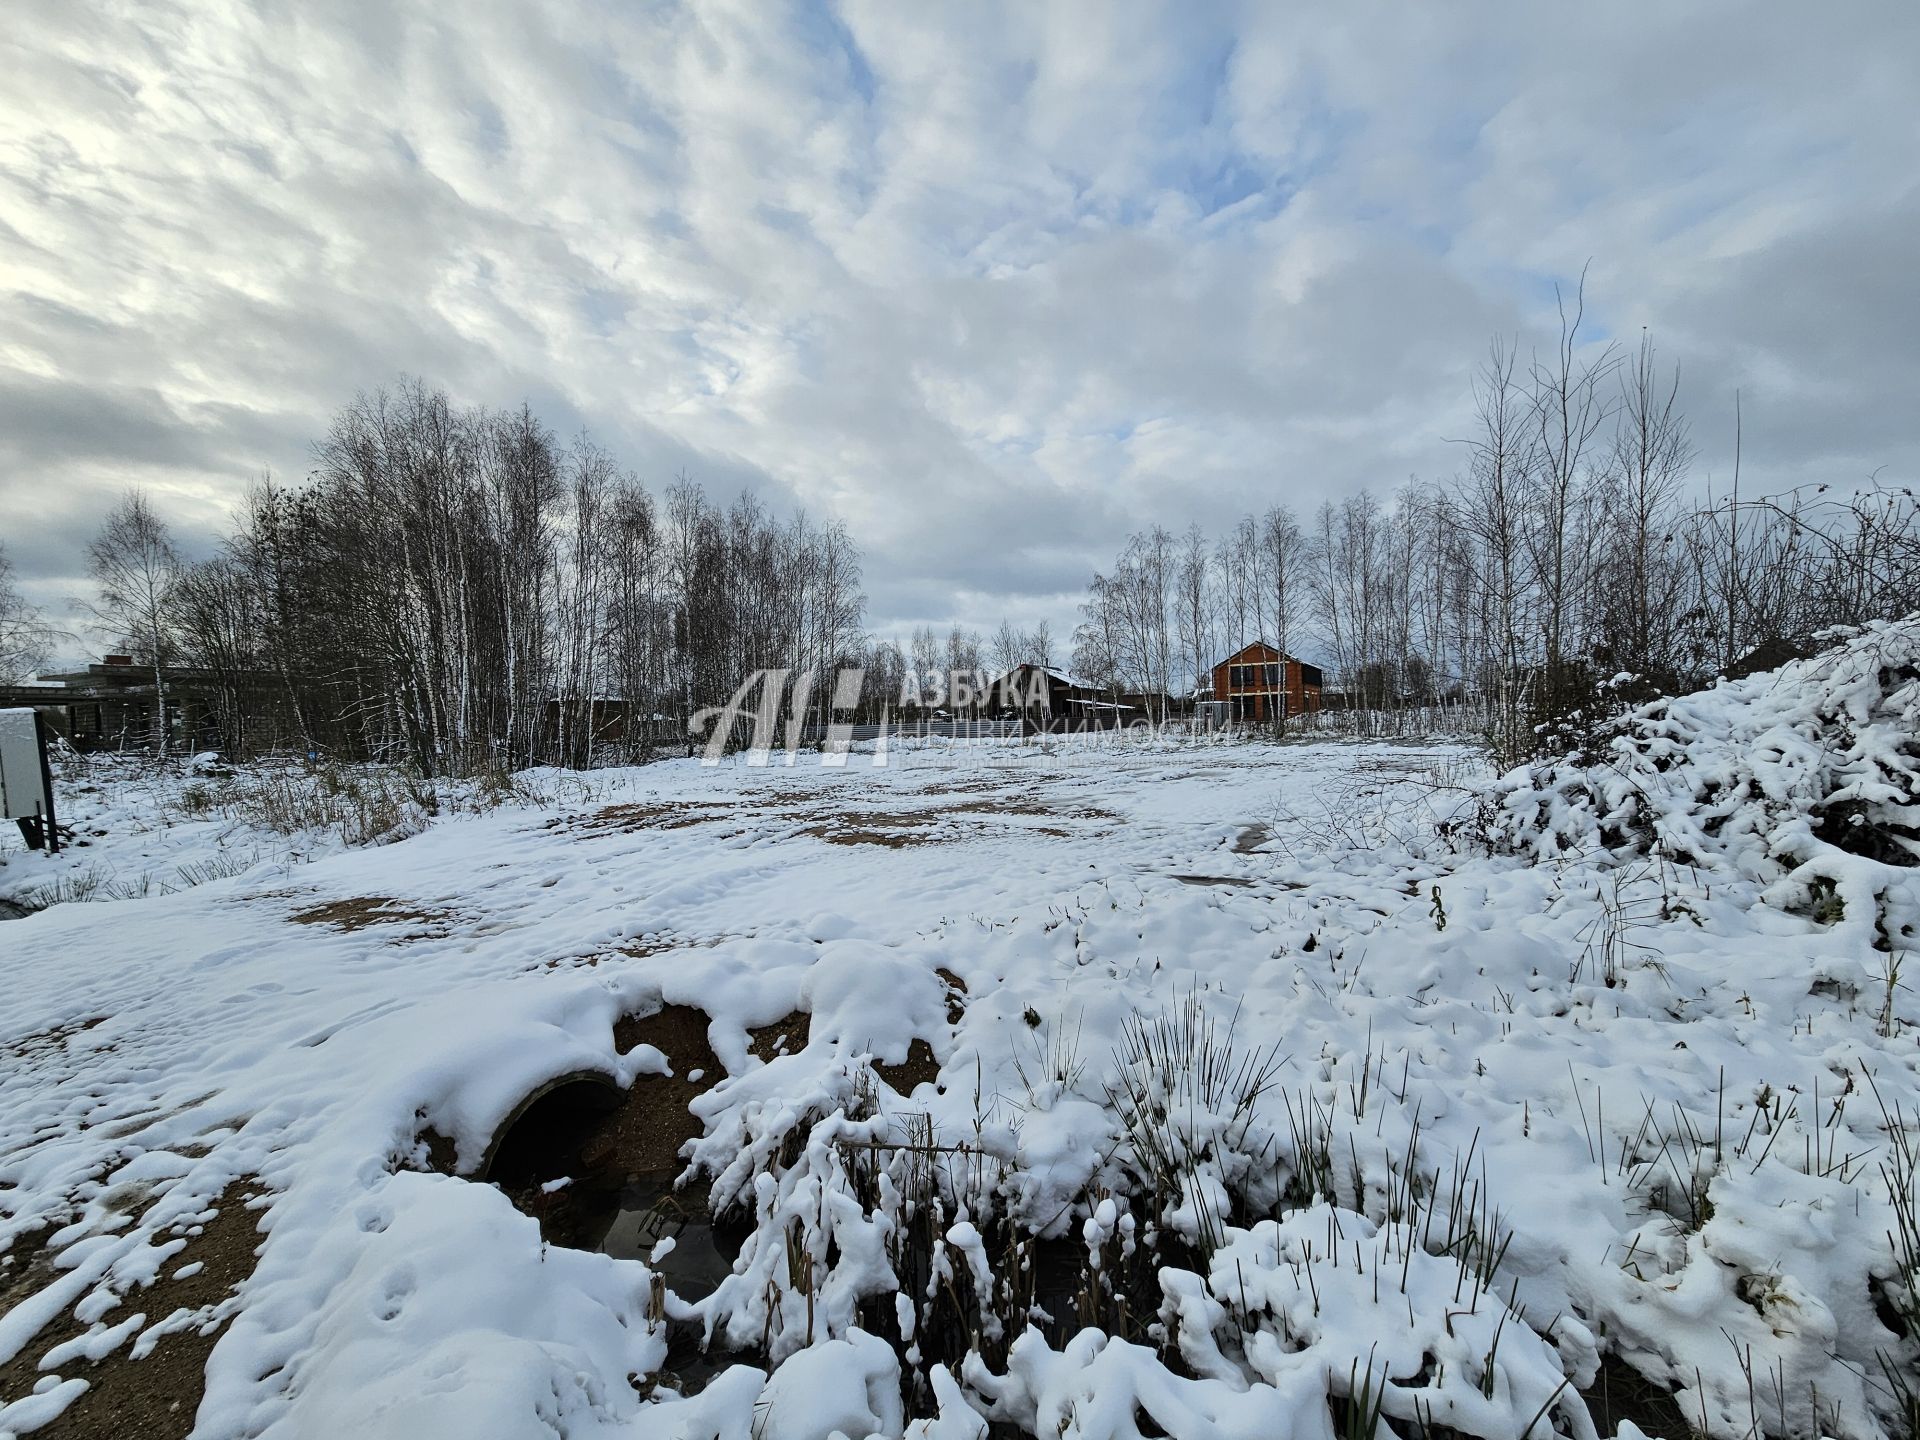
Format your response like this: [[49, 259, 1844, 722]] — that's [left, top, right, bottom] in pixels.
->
[[476, 1069, 625, 1184]]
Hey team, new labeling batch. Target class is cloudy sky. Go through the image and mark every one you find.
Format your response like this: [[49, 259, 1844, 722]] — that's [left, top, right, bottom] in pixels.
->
[[3, 0, 1917, 647]]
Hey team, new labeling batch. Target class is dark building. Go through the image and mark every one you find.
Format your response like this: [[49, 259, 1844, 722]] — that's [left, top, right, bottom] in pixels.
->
[[982, 664, 1137, 731], [0, 656, 295, 754]]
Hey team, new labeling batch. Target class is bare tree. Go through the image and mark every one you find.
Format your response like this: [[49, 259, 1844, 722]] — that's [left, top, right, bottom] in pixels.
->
[[1596, 332, 1694, 683], [861, 639, 907, 719], [1456, 338, 1535, 761], [1029, 619, 1054, 670], [173, 555, 261, 754], [1526, 270, 1619, 712], [1258, 505, 1303, 730], [88, 489, 184, 751], [945, 625, 982, 708], [0, 542, 57, 684], [1174, 524, 1212, 706], [989, 618, 1024, 677], [908, 625, 943, 708], [1219, 519, 1256, 657]]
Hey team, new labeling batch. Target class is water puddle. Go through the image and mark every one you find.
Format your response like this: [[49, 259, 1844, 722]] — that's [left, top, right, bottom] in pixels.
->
[[580, 1175, 736, 1298]]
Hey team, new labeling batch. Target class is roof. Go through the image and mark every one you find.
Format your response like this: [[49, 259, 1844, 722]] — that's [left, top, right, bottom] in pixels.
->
[[987, 663, 1097, 692], [1215, 640, 1290, 667]]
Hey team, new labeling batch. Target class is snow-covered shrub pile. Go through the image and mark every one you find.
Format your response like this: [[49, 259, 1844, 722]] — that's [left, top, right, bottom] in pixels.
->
[[644, 985, 1627, 1440], [1469, 616, 1920, 941]]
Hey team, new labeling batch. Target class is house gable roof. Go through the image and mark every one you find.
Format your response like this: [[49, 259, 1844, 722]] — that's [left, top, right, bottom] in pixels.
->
[[984, 663, 1097, 694], [1217, 640, 1286, 666]]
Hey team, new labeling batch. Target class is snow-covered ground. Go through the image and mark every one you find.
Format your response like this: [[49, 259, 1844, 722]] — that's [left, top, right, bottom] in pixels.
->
[[2, 660, 1917, 1439], [0, 754, 610, 916]]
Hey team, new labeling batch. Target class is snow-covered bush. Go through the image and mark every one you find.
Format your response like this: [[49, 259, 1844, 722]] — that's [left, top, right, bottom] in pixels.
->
[[1105, 992, 1287, 1253], [1463, 616, 1920, 945]]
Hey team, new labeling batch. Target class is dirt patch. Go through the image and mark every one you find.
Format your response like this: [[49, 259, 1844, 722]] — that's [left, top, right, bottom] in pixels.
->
[[598, 1005, 728, 1177], [411, 1118, 458, 1175], [541, 933, 734, 971], [288, 896, 455, 933], [875, 1037, 941, 1095], [812, 828, 940, 848], [755, 789, 823, 807], [948, 801, 1116, 825], [950, 800, 1052, 818], [0, 1017, 108, 1070], [0, 1181, 267, 1440], [1232, 824, 1272, 855], [572, 801, 724, 836], [802, 816, 946, 848], [917, 780, 1015, 797], [746, 1012, 809, 1063], [935, 969, 967, 1026]]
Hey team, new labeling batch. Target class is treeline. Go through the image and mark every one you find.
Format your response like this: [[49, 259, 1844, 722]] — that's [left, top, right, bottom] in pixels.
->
[[85, 380, 871, 773], [1074, 295, 1920, 760]]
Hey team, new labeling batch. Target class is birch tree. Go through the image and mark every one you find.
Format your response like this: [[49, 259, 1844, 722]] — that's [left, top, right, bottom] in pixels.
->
[[87, 488, 183, 751]]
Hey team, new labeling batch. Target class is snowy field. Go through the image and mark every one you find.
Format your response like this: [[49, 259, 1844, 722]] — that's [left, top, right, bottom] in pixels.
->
[[3, 633, 1919, 1440]]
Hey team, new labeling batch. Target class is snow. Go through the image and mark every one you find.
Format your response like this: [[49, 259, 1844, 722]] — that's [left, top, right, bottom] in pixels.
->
[[1, 641, 1918, 1438], [0, 754, 380, 911]]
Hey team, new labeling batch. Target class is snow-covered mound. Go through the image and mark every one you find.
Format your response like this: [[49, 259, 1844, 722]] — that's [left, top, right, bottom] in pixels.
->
[[1471, 616, 1920, 943]]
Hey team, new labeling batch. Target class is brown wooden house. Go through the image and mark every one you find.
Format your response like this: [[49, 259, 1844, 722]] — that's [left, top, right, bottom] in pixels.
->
[[1205, 642, 1323, 724]]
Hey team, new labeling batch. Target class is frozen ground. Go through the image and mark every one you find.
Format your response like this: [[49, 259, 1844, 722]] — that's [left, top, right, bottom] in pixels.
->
[[1, 666, 1917, 1439]]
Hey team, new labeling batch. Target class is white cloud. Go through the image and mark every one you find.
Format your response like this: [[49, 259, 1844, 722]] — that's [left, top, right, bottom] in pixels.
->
[[2, 0, 1915, 641]]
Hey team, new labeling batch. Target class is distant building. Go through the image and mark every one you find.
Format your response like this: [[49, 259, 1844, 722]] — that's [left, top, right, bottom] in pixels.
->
[[0, 656, 293, 754], [1201, 641, 1324, 724], [0, 656, 172, 751], [983, 664, 1137, 731]]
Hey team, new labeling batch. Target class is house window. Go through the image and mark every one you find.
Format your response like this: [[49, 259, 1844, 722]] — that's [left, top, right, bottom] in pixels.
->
[[1265, 663, 1279, 688]]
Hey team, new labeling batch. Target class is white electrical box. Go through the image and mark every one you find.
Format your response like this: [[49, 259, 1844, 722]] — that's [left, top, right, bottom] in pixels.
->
[[0, 708, 51, 822]]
